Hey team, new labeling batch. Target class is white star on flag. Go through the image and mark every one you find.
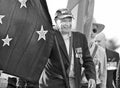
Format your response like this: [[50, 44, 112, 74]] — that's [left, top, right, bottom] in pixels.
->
[[36, 25, 48, 41], [0, 15, 5, 24], [18, 0, 27, 8], [2, 34, 13, 46]]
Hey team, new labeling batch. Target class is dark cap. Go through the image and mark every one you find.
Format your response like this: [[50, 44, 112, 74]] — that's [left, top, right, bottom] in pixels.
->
[[54, 8, 73, 20]]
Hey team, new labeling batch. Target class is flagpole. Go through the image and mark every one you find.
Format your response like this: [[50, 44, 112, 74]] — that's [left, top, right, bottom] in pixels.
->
[[54, 36, 70, 88]]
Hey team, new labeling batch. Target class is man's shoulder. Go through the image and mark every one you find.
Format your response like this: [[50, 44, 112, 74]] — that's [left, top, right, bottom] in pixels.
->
[[107, 48, 119, 56], [72, 31, 84, 35], [112, 50, 119, 58], [72, 31, 86, 37]]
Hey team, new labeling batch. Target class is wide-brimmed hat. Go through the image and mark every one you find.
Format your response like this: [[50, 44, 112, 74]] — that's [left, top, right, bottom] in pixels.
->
[[54, 8, 73, 20], [92, 23, 105, 34]]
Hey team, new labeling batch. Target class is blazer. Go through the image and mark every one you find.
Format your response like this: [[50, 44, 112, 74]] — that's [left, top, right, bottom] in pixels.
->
[[39, 31, 96, 88], [106, 49, 119, 88]]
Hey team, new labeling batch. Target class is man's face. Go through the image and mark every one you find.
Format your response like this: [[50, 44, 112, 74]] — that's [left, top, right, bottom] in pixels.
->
[[95, 33, 106, 48], [95, 38, 105, 48], [56, 17, 72, 34]]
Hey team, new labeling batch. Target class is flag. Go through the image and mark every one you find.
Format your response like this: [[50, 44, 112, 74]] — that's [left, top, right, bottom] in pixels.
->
[[0, 0, 53, 82], [67, 0, 95, 39]]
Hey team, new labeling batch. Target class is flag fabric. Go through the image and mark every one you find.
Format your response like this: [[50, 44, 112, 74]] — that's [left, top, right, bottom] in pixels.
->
[[67, 0, 95, 39], [0, 0, 53, 82], [67, 0, 80, 10]]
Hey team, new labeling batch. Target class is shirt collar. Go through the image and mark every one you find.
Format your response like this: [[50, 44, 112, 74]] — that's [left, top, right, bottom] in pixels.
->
[[62, 32, 71, 40]]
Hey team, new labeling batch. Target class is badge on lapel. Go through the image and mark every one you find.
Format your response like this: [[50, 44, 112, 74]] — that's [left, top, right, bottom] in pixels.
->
[[107, 58, 117, 70], [75, 47, 83, 65]]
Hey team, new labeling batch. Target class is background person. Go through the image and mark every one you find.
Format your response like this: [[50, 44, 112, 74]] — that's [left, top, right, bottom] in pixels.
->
[[81, 22, 107, 88], [95, 33, 120, 88]]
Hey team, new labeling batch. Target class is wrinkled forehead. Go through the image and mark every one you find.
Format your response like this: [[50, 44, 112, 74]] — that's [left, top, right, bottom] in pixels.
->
[[95, 33, 106, 41], [95, 37, 102, 42]]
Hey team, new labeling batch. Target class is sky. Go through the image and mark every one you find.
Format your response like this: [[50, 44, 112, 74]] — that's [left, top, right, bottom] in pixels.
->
[[46, 0, 120, 45], [94, 0, 120, 45]]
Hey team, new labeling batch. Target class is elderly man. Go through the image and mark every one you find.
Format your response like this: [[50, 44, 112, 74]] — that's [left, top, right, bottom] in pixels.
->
[[39, 8, 96, 88], [90, 23, 107, 88], [81, 22, 107, 88], [95, 33, 119, 88]]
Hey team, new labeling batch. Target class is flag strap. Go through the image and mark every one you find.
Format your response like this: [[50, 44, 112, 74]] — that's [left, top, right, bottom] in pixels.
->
[[54, 36, 70, 88]]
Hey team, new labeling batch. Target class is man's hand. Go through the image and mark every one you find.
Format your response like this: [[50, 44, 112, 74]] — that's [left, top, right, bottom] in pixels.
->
[[88, 79, 96, 88], [0, 77, 8, 88]]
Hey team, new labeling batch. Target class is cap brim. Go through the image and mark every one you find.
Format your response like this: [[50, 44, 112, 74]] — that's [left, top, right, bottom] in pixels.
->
[[58, 14, 73, 19], [93, 23, 105, 34]]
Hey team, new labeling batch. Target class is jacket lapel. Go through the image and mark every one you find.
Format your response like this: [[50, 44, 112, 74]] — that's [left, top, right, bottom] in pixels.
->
[[72, 32, 82, 88], [55, 31, 70, 63]]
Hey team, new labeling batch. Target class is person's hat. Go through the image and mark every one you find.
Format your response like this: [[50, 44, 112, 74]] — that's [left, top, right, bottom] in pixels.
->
[[92, 23, 105, 34], [54, 8, 73, 20]]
